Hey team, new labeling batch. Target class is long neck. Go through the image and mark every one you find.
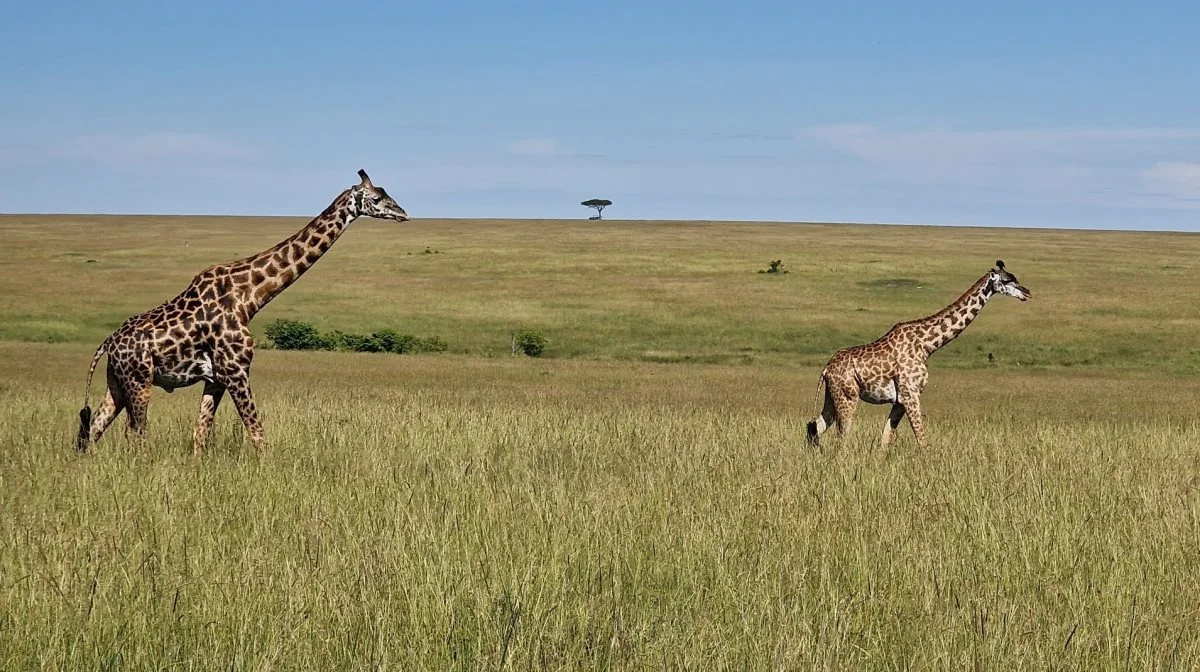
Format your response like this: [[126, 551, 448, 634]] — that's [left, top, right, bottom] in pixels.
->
[[242, 190, 357, 319], [916, 274, 994, 354]]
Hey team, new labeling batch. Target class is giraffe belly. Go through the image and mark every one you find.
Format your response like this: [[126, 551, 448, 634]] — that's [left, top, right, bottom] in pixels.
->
[[152, 353, 216, 392], [860, 380, 898, 404]]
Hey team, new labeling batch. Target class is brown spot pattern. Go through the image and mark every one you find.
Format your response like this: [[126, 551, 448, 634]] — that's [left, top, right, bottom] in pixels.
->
[[806, 268, 1030, 449], [74, 176, 401, 458]]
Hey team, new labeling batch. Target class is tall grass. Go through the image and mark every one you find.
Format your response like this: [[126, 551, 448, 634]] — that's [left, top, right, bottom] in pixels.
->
[[3, 216, 1199, 668], [2, 345, 1199, 669]]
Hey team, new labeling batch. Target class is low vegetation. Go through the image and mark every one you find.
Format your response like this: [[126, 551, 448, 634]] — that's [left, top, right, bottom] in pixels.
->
[[264, 318, 447, 354], [4, 215, 1198, 371], [510, 327, 548, 357], [758, 258, 789, 274]]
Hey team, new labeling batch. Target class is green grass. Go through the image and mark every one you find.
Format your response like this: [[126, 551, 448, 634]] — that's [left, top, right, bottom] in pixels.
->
[[6, 214, 1200, 370], [2, 215, 1200, 669]]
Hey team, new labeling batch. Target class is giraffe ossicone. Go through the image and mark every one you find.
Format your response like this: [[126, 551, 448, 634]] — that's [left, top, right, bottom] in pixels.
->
[[805, 260, 1031, 448], [75, 169, 411, 457]]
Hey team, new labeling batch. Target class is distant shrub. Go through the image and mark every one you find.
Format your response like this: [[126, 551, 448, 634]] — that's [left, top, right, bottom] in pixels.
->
[[371, 328, 412, 353], [264, 319, 327, 350], [368, 329, 448, 354], [264, 320, 446, 355], [412, 335, 449, 353], [511, 329, 548, 357], [327, 330, 383, 353], [758, 259, 788, 274]]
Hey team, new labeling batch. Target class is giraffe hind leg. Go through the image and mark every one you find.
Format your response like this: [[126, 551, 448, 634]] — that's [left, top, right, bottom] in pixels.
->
[[832, 391, 858, 438], [114, 342, 155, 444], [124, 382, 152, 440], [79, 380, 126, 452], [808, 375, 858, 445]]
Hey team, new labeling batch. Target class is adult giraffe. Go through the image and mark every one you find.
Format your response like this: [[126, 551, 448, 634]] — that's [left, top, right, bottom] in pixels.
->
[[75, 169, 409, 456], [806, 260, 1031, 448]]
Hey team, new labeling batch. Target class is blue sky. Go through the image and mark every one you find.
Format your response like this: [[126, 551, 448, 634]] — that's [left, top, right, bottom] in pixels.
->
[[2, 1, 1199, 230]]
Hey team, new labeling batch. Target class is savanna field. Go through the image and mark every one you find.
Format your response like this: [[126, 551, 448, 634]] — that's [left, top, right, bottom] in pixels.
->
[[2, 214, 1200, 669]]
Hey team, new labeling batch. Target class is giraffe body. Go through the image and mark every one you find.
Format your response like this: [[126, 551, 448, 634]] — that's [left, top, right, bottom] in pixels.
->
[[75, 170, 409, 456], [806, 261, 1030, 448]]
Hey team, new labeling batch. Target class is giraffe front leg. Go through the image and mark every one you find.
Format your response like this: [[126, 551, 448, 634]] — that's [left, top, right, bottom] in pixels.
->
[[193, 381, 227, 457], [899, 387, 927, 447], [225, 378, 266, 452], [214, 332, 265, 452], [881, 403, 906, 447]]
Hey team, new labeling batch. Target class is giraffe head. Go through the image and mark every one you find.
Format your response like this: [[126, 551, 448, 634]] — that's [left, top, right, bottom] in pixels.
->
[[350, 169, 409, 221], [989, 260, 1030, 301]]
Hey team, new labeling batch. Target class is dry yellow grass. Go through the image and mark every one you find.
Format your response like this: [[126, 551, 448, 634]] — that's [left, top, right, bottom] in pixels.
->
[[1, 215, 1199, 669]]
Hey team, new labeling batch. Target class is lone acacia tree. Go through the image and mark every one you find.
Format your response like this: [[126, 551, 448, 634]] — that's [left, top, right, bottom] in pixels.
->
[[581, 198, 612, 219]]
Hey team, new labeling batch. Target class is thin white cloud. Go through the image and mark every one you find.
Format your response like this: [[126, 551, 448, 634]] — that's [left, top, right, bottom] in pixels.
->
[[797, 123, 1200, 210], [45, 131, 261, 163], [507, 137, 557, 158], [1141, 161, 1200, 200], [125, 131, 259, 160], [799, 124, 1200, 164]]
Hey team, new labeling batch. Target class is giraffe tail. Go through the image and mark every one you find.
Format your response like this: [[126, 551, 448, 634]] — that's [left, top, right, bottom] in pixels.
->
[[806, 367, 829, 445], [76, 336, 111, 451]]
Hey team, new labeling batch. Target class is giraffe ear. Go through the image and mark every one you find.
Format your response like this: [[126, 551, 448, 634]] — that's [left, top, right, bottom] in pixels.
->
[[357, 169, 373, 186]]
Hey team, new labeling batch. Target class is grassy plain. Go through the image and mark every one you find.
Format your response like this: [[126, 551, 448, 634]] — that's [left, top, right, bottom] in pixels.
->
[[1, 214, 1200, 669]]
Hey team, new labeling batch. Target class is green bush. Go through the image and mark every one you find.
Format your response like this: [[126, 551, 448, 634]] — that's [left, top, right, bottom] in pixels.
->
[[371, 328, 412, 353], [264, 319, 327, 351], [328, 330, 383, 353], [263, 320, 446, 355], [512, 329, 548, 357], [412, 335, 449, 353], [367, 330, 448, 354]]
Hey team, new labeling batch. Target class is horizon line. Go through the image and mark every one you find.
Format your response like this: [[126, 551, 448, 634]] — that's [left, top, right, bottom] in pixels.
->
[[1, 211, 1196, 236]]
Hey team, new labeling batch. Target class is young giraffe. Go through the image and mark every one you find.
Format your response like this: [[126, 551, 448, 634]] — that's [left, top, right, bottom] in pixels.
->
[[75, 169, 410, 456], [806, 260, 1031, 448]]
